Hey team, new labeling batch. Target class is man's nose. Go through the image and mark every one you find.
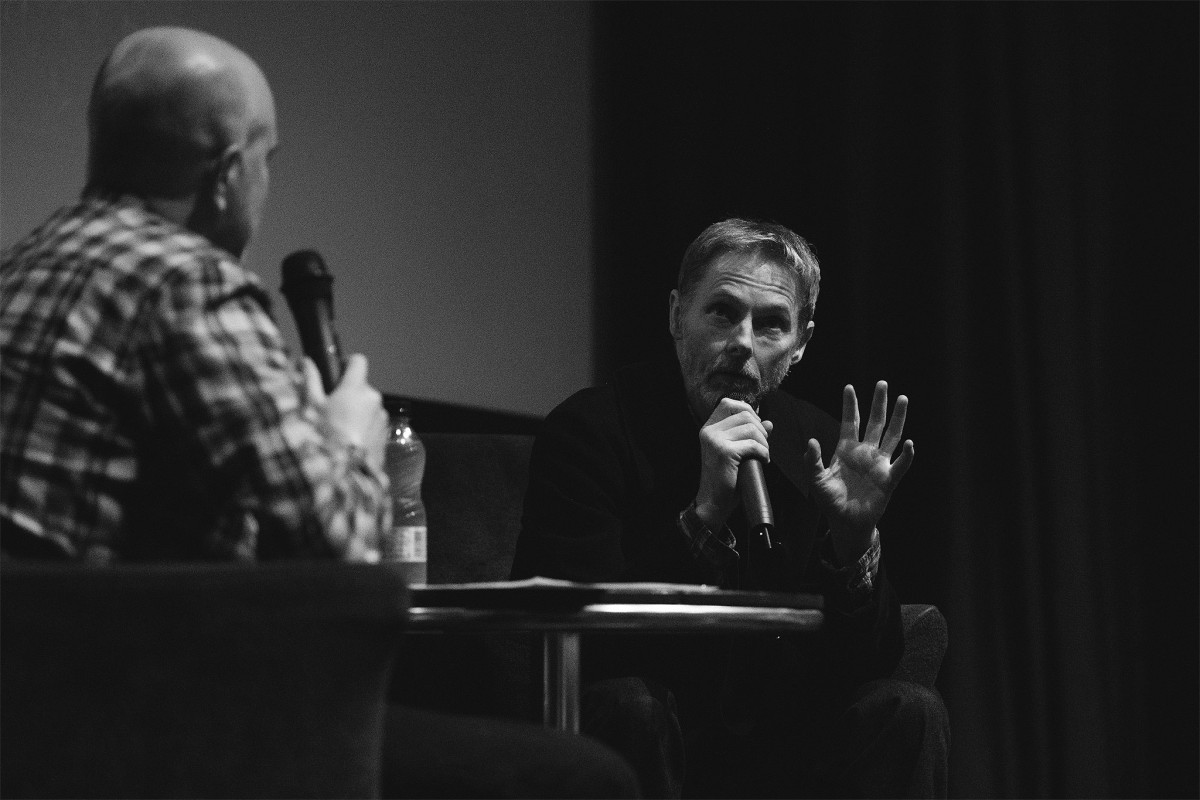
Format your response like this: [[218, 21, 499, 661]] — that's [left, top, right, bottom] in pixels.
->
[[725, 317, 754, 357]]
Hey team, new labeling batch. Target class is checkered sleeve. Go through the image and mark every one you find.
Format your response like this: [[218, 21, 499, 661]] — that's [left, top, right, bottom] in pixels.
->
[[676, 501, 739, 584], [820, 528, 882, 595], [147, 254, 389, 561]]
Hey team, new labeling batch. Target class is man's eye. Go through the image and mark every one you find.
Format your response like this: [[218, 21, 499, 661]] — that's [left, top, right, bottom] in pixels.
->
[[708, 304, 733, 321], [757, 317, 787, 332]]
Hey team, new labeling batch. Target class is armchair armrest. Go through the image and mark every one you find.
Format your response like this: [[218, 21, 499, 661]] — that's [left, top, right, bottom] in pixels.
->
[[893, 603, 948, 689]]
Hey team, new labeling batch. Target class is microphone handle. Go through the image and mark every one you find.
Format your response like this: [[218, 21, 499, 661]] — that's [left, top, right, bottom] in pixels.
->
[[737, 457, 774, 548], [305, 296, 343, 392], [280, 250, 345, 394]]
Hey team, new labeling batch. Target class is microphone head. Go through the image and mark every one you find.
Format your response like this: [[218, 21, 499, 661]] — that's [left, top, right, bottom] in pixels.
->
[[280, 249, 343, 391], [280, 250, 333, 301]]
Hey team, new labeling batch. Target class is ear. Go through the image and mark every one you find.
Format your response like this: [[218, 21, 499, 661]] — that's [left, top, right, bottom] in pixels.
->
[[790, 320, 815, 365], [668, 289, 684, 340], [209, 144, 244, 213]]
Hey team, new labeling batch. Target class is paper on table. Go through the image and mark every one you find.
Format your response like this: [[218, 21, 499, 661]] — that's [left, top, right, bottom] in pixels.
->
[[422, 576, 722, 593], [409, 576, 822, 610]]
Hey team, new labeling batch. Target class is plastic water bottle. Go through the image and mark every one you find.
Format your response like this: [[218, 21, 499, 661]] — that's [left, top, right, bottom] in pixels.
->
[[383, 405, 427, 585]]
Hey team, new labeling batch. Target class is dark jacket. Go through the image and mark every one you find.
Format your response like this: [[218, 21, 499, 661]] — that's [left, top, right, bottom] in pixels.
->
[[512, 358, 904, 731]]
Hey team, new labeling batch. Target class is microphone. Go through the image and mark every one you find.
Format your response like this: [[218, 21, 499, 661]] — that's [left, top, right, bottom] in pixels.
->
[[737, 457, 775, 549], [280, 250, 344, 393]]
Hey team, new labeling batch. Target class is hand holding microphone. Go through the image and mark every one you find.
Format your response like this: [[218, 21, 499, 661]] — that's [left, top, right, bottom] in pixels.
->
[[694, 398, 774, 538], [283, 250, 388, 471], [303, 353, 388, 472]]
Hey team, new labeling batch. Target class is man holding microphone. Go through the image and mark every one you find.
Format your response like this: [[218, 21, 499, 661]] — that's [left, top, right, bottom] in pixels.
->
[[0, 26, 637, 798]]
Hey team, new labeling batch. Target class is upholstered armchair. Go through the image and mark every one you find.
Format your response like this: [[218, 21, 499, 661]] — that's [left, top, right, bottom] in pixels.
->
[[1, 561, 408, 799]]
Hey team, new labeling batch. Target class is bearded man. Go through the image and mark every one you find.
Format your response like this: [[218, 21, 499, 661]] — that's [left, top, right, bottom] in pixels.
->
[[512, 218, 949, 798]]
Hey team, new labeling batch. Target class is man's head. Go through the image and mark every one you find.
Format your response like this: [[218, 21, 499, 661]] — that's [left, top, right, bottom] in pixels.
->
[[85, 27, 278, 258], [669, 218, 821, 420]]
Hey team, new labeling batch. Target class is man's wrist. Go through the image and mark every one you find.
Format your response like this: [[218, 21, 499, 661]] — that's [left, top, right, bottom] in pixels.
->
[[821, 528, 882, 595], [692, 499, 720, 530], [677, 501, 738, 581], [828, 524, 877, 566], [679, 500, 709, 538]]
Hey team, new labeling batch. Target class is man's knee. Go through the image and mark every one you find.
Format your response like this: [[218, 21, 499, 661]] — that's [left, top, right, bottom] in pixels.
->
[[582, 678, 684, 798], [559, 733, 643, 798], [835, 680, 949, 798], [895, 681, 949, 748], [382, 706, 641, 798], [582, 677, 679, 737], [853, 679, 948, 739]]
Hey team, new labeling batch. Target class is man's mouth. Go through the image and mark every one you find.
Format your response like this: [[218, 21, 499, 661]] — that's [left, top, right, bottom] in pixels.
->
[[710, 369, 757, 389]]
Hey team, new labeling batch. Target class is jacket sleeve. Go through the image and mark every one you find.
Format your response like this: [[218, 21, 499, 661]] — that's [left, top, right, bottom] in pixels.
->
[[779, 396, 906, 688], [816, 546, 906, 688]]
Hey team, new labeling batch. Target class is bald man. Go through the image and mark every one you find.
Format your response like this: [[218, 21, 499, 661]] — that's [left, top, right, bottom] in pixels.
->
[[0, 27, 640, 799], [1, 27, 390, 562]]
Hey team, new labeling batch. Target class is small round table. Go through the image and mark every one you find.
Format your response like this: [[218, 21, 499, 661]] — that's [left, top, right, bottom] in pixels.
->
[[406, 579, 824, 732]]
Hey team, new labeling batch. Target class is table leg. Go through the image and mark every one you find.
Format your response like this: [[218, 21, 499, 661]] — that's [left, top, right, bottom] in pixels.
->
[[542, 631, 581, 733]]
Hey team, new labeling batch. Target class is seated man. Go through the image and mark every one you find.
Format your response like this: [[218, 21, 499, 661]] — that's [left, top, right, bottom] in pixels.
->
[[0, 26, 637, 799], [512, 218, 949, 798]]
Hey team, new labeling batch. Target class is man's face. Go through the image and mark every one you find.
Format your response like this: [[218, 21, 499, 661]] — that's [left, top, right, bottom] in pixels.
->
[[224, 77, 277, 258], [670, 250, 814, 420], [230, 119, 276, 256], [205, 72, 277, 259]]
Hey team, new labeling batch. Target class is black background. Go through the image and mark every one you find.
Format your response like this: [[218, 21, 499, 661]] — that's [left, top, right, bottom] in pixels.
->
[[590, 3, 1197, 797]]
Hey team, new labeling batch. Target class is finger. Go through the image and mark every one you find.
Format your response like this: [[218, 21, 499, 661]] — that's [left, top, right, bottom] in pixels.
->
[[879, 394, 909, 457], [730, 437, 771, 465], [339, 353, 368, 387], [725, 420, 771, 454], [803, 438, 825, 481], [703, 418, 772, 461], [707, 407, 767, 440], [763, 419, 774, 438], [302, 358, 326, 402], [863, 380, 888, 446], [706, 397, 755, 425], [888, 440, 916, 486], [840, 384, 860, 442], [709, 408, 760, 430]]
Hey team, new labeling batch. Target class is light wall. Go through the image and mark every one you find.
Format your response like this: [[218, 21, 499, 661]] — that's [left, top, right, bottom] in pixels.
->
[[0, 1, 593, 418]]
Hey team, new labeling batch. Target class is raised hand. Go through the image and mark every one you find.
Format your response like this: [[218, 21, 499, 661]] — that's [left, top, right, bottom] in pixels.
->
[[804, 381, 914, 564]]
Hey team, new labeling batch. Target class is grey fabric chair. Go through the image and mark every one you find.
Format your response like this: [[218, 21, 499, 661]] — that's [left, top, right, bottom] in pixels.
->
[[1, 561, 409, 799]]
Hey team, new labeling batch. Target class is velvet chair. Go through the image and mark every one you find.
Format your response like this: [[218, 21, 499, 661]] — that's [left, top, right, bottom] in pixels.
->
[[1, 561, 408, 799]]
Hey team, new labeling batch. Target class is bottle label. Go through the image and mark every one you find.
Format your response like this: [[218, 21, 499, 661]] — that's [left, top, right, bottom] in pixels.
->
[[384, 525, 426, 563]]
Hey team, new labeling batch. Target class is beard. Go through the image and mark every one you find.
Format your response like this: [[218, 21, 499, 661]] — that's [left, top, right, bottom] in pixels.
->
[[677, 343, 795, 419]]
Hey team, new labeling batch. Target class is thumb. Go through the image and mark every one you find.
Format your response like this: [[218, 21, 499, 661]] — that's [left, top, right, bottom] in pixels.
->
[[338, 353, 369, 387]]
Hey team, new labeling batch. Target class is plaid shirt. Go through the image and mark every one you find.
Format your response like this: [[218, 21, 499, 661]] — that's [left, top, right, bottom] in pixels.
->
[[0, 195, 389, 562]]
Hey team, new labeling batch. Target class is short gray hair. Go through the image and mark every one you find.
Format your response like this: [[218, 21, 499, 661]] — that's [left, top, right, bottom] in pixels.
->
[[677, 218, 821, 326]]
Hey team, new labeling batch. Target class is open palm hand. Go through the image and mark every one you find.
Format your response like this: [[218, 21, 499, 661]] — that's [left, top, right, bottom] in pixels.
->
[[805, 381, 914, 562]]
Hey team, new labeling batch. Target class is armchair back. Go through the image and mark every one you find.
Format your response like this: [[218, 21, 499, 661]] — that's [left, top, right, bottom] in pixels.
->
[[1, 561, 408, 799]]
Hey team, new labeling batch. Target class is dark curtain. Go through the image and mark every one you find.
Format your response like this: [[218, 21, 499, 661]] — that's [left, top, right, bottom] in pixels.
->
[[590, 2, 1198, 797]]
